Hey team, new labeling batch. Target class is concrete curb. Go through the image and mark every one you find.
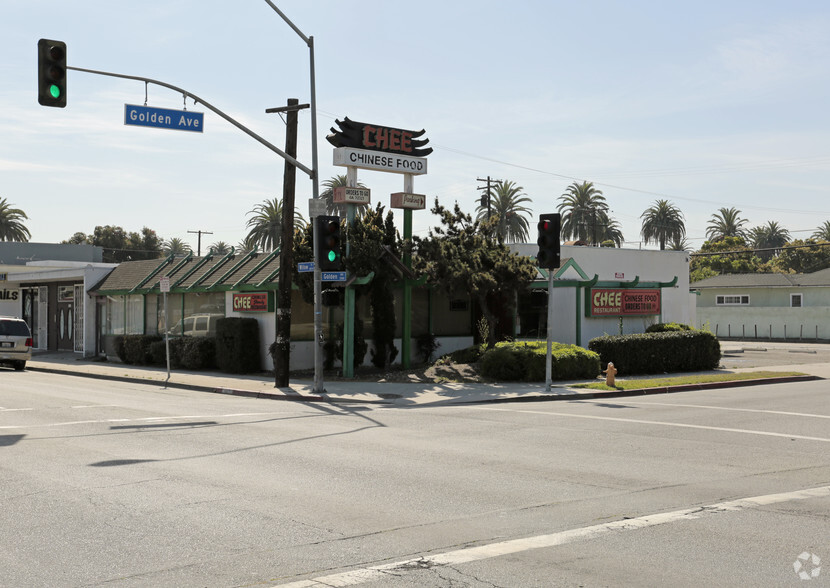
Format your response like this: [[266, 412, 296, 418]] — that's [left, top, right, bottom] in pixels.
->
[[26, 364, 822, 407], [462, 374, 823, 404]]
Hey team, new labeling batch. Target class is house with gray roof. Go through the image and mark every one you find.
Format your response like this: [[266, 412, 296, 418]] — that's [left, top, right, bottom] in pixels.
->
[[692, 269, 830, 340]]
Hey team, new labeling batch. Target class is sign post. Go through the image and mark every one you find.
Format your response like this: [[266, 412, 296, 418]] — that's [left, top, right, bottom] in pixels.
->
[[159, 276, 171, 386]]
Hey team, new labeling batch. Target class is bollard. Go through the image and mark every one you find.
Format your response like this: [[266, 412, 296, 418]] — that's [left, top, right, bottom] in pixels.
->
[[604, 362, 618, 387]]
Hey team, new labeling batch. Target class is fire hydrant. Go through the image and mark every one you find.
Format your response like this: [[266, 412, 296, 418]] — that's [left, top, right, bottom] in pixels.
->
[[604, 362, 618, 387]]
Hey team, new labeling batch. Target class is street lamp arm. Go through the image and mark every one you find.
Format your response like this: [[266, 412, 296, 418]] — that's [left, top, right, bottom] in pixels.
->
[[262, 0, 310, 45], [67, 65, 314, 178]]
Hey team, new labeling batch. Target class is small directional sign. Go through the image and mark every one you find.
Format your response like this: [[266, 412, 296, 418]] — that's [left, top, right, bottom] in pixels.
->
[[125, 104, 204, 133], [321, 271, 347, 282], [298, 261, 315, 273]]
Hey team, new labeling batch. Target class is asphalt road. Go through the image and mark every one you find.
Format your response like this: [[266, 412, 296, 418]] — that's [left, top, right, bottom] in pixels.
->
[[1, 371, 828, 587]]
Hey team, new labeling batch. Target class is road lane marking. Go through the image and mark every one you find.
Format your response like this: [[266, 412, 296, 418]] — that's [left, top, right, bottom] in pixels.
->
[[579, 398, 830, 420], [0, 411, 302, 430], [271, 485, 830, 587], [475, 406, 830, 443]]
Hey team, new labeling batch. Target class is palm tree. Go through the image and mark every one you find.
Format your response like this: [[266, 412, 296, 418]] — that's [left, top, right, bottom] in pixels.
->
[[640, 199, 685, 250], [747, 221, 790, 260], [208, 241, 231, 255], [162, 237, 191, 257], [556, 181, 622, 246], [705, 207, 747, 242], [475, 180, 533, 243], [0, 198, 31, 242], [812, 221, 830, 241], [667, 235, 692, 252], [245, 197, 308, 253], [322, 174, 368, 217]]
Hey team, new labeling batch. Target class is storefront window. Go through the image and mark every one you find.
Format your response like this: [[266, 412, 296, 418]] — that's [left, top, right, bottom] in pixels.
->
[[162, 292, 225, 337]]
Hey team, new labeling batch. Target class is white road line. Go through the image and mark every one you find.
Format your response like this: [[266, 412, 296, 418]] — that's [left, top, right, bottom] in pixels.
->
[[0, 407, 34, 412], [475, 406, 830, 443], [0, 411, 296, 430], [271, 485, 830, 588], [579, 398, 830, 419]]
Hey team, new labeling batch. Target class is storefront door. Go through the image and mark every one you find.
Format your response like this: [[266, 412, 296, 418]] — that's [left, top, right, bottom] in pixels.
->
[[57, 286, 74, 351]]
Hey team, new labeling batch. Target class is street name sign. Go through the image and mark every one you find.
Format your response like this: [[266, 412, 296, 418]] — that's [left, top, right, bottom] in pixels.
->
[[298, 261, 315, 273], [321, 271, 347, 282], [125, 104, 204, 133]]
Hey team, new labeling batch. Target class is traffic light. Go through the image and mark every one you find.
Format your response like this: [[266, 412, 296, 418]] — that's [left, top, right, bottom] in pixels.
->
[[315, 215, 343, 271], [536, 213, 561, 269], [37, 38, 67, 108]]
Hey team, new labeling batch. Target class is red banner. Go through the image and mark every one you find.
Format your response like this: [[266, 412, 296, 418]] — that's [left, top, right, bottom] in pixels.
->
[[232, 292, 270, 313], [588, 289, 661, 317]]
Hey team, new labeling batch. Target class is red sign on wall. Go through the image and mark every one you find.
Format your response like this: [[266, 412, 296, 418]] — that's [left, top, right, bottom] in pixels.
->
[[232, 292, 272, 313], [586, 288, 661, 317]]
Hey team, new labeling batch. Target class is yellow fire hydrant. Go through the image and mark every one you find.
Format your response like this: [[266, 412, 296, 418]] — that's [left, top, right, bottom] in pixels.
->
[[604, 362, 618, 387]]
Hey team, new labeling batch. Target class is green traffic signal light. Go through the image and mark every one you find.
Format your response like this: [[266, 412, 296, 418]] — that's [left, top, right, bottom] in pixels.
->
[[328, 250, 336, 263], [37, 38, 66, 108]]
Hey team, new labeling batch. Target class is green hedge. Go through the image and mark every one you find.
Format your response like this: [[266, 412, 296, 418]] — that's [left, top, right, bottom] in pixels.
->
[[215, 317, 261, 374], [588, 330, 720, 375], [120, 335, 162, 365], [645, 322, 693, 333], [480, 341, 600, 382]]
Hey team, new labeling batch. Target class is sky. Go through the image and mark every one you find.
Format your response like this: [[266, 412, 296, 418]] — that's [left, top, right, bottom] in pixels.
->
[[3, 0, 830, 254]]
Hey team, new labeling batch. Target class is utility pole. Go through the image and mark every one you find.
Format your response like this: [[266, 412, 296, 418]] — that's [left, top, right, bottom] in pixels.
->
[[476, 176, 500, 219], [266, 99, 308, 388], [187, 230, 213, 256]]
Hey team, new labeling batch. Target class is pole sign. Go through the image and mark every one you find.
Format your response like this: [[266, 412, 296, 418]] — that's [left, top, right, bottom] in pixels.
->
[[333, 186, 371, 205], [586, 288, 661, 317], [326, 117, 432, 157], [125, 104, 204, 133], [333, 147, 427, 175], [390, 192, 426, 210], [298, 261, 315, 273]]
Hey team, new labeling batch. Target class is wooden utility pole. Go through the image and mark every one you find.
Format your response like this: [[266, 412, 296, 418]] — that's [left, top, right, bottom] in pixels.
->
[[187, 229, 213, 256], [266, 98, 309, 387]]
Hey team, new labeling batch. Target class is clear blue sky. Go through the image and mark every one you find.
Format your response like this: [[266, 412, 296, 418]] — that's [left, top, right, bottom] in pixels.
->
[[3, 1, 830, 251]]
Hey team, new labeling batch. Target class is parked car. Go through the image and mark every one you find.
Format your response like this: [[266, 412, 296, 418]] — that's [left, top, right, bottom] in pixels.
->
[[166, 313, 224, 337], [0, 316, 33, 371]]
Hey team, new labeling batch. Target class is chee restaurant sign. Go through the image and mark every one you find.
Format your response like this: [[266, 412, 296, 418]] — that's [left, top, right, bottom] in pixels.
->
[[333, 147, 427, 175], [587, 288, 661, 317], [232, 292, 273, 313]]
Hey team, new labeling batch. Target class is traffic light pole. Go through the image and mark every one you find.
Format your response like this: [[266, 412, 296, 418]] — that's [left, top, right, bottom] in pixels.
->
[[66, 66, 313, 178], [545, 269, 554, 392]]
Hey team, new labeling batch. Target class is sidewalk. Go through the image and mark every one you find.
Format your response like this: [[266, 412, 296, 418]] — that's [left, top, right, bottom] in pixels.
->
[[23, 345, 826, 407]]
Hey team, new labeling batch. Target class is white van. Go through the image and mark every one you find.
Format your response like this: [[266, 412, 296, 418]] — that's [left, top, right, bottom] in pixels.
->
[[0, 316, 33, 371]]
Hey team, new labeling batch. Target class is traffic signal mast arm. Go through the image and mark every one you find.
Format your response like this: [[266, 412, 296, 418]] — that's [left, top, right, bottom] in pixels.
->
[[66, 65, 313, 178]]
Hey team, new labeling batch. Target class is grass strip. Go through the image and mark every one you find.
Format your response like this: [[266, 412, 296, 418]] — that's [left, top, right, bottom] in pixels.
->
[[573, 371, 809, 391]]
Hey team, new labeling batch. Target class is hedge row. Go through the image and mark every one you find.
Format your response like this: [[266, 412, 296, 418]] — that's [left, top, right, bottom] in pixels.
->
[[480, 341, 601, 382], [114, 318, 261, 374], [588, 330, 720, 375]]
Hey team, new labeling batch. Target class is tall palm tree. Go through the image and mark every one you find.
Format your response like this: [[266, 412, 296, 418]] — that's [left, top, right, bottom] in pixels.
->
[[475, 180, 533, 243], [245, 197, 307, 252], [556, 181, 622, 246], [162, 237, 191, 257], [640, 199, 685, 250], [705, 207, 747, 242], [747, 221, 790, 260], [0, 197, 31, 242], [322, 174, 368, 217], [812, 221, 830, 241]]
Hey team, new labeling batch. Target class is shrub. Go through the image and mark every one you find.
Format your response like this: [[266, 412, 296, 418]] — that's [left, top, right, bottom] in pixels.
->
[[588, 330, 720, 375], [440, 344, 485, 365], [181, 337, 217, 370], [480, 341, 600, 382], [215, 318, 261, 374], [121, 334, 162, 365], [645, 322, 693, 333]]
